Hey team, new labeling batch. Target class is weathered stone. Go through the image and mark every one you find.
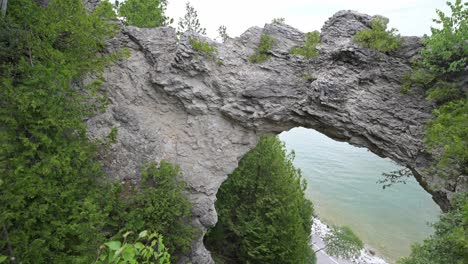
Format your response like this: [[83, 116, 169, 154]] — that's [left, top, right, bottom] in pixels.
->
[[87, 10, 466, 263]]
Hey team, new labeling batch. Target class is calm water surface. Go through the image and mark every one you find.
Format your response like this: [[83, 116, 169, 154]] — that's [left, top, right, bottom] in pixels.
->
[[279, 127, 441, 262]]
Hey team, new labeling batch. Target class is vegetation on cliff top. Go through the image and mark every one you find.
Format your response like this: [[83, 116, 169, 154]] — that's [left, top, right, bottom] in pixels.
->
[[354, 17, 402, 53]]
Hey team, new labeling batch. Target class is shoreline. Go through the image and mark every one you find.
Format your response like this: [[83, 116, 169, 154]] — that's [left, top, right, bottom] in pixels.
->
[[312, 217, 389, 264]]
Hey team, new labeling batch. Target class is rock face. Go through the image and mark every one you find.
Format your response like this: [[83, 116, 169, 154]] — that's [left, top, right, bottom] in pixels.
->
[[87, 10, 466, 263]]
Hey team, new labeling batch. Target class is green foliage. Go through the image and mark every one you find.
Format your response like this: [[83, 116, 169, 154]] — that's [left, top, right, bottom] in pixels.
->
[[0, 1, 191, 263], [189, 37, 218, 58], [177, 2, 206, 35], [0, 0, 121, 262], [94, 0, 117, 20], [425, 99, 467, 175], [322, 226, 364, 259], [249, 34, 276, 63], [109, 161, 196, 261], [118, 0, 172, 28], [420, 0, 467, 75], [272, 18, 285, 24], [354, 17, 402, 53], [291, 31, 320, 58], [398, 194, 468, 264], [400, 69, 436, 95], [401, 1, 467, 177], [205, 136, 315, 264], [96, 230, 171, 264]]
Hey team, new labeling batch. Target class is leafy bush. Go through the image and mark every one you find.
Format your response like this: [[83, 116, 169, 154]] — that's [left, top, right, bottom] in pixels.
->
[[354, 17, 402, 53], [425, 99, 467, 175], [96, 231, 171, 264], [291, 31, 320, 58], [249, 34, 275, 63], [118, 0, 172, 28], [189, 38, 218, 58], [109, 161, 196, 261], [205, 136, 315, 264], [419, 0, 467, 75], [397, 194, 468, 264], [401, 0, 467, 177]]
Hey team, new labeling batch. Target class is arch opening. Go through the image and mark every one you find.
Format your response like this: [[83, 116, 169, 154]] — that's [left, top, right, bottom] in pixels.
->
[[278, 127, 441, 261]]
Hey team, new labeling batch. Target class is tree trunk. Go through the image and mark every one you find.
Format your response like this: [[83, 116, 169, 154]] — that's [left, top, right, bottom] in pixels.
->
[[1, 0, 7, 17]]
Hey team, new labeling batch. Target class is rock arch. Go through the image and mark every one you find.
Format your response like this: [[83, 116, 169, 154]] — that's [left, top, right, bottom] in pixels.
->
[[87, 11, 465, 263]]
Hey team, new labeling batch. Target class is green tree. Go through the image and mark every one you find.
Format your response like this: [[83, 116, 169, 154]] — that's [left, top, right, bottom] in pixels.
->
[[217, 25, 229, 43], [398, 194, 468, 264], [0, 0, 121, 262], [177, 2, 206, 35], [401, 0, 467, 179], [316, 226, 364, 259], [419, 0, 467, 75], [118, 0, 172, 28], [206, 136, 315, 264], [354, 17, 402, 53]]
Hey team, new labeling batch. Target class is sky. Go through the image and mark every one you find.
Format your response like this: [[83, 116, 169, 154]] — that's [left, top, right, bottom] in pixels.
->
[[163, 0, 453, 40]]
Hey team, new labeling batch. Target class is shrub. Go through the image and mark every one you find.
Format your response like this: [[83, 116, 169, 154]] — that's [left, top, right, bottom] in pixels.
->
[[354, 17, 402, 53], [206, 136, 315, 264], [249, 34, 276, 63], [110, 161, 197, 261], [272, 18, 285, 24], [419, 0, 467, 75], [95, 231, 171, 264], [321, 226, 364, 259], [189, 37, 218, 58], [291, 31, 320, 58], [401, 0, 467, 177]]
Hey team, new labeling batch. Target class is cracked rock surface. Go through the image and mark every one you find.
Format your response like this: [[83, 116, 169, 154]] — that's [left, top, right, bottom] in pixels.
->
[[87, 10, 466, 263]]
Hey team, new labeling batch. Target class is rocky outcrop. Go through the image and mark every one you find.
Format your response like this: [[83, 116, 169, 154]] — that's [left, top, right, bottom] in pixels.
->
[[87, 10, 466, 263]]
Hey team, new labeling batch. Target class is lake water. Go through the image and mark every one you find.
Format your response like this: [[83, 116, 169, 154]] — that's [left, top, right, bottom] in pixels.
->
[[279, 127, 441, 263]]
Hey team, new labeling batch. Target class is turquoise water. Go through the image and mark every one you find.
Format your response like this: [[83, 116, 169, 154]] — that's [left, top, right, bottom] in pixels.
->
[[278, 127, 441, 263]]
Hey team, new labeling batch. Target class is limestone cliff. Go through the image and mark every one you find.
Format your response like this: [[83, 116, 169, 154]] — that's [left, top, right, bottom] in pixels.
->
[[87, 10, 466, 263]]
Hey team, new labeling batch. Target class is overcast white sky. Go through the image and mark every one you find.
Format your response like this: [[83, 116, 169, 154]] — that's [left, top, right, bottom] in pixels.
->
[[112, 1, 458, 39], [162, 0, 454, 39]]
